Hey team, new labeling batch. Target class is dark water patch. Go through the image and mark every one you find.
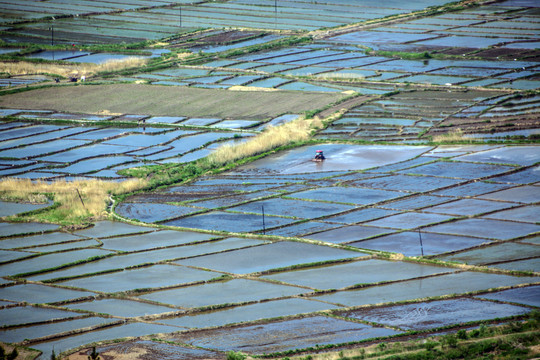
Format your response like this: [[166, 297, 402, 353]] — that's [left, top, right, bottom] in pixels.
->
[[398, 161, 514, 180], [0, 283, 94, 304], [423, 218, 540, 240], [230, 198, 355, 219], [116, 202, 199, 223], [141, 278, 305, 308], [64, 298, 175, 318], [263, 259, 452, 290], [164, 211, 295, 233], [99, 230, 214, 252], [425, 198, 515, 216], [476, 285, 539, 307], [289, 187, 402, 206], [173, 315, 400, 354], [349, 174, 462, 193], [478, 185, 540, 204], [60, 264, 220, 293], [484, 205, 538, 223], [350, 231, 490, 257], [315, 272, 538, 307], [340, 298, 530, 331], [307, 225, 393, 244], [439, 242, 540, 265], [364, 212, 452, 230], [145, 116, 186, 124], [159, 298, 338, 329], [325, 208, 399, 224], [177, 241, 364, 274]]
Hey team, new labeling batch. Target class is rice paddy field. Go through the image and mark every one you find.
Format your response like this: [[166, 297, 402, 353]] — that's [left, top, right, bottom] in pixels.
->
[[0, 0, 538, 359]]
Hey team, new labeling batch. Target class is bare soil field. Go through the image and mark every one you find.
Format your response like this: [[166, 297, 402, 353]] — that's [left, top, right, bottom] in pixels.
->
[[0, 84, 343, 120]]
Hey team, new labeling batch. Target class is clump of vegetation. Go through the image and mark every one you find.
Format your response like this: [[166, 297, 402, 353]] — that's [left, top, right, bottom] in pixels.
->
[[0, 344, 18, 360], [0, 177, 147, 224], [0, 57, 148, 79], [88, 346, 101, 360], [208, 116, 323, 166], [432, 128, 472, 144], [227, 351, 247, 360]]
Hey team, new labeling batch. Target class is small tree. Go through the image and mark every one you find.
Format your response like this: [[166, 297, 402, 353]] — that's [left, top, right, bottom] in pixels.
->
[[88, 347, 100, 360]]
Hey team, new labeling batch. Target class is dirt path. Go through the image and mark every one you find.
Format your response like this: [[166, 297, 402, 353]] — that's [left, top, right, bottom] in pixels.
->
[[317, 95, 374, 119]]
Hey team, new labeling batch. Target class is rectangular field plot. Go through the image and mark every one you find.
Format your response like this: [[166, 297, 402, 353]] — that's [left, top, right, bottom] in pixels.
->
[[170, 316, 401, 354], [28, 238, 263, 282], [306, 225, 394, 244], [64, 298, 175, 318], [29, 322, 180, 360], [0, 283, 94, 304], [339, 298, 531, 331], [262, 259, 453, 290], [350, 231, 491, 257], [59, 264, 220, 293], [0, 316, 118, 344], [314, 272, 539, 307], [423, 218, 540, 240], [438, 242, 540, 265], [484, 205, 540, 223], [0, 305, 81, 327], [424, 198, 515, 216], [491, 258, 539, 273], [98, 230, 215, 252], [158, 298, 339, 329], [140, 278, 306, 308], [115, 202, 201, 223], [476, 285, 540, 307], [177, 241, 366, 275], [288, 187, 402, 205], [478, 185, 540, 204], [229, 198, 355, 219]]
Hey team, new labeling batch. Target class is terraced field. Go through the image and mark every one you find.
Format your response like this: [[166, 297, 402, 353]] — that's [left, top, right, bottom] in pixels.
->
[[0, 0, 538, 359]]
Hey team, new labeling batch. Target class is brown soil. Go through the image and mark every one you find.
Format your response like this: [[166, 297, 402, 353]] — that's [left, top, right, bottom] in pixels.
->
[[0, 84, 342, 120]]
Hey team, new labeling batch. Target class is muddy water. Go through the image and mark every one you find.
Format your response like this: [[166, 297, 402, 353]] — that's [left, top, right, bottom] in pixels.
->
[[235, 144, 431, 174], [439, 242, 540, 265], [171, 315, 401, 354], [423, 218, 540, 240], [339, 298, 530, 330], [0, 283, 94, 304], [476, 285, 540, 307], [64, 298, 175, 318]]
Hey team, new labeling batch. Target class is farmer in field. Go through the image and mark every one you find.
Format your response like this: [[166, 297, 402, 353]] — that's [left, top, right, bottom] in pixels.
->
[[314, 150, 325, 161]]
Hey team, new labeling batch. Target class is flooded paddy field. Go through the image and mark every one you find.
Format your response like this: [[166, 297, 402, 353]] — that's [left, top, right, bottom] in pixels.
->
[[1, 142, 537, 358], [0, 0, 538, 358]]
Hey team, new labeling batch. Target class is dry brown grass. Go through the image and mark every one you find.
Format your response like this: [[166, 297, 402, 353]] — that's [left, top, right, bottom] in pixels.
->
[[209, 110, 346, 165], [432, 128, 472, 143], [0, 57, 148, 79], [0, 177, 147, 223]]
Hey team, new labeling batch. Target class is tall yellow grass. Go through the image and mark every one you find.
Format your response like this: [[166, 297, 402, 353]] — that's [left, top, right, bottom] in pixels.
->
[[0, 57, 148, 78], [0, 177, 147, 222], [209, 110, 345, 165], [432, 128, 472, 143]]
